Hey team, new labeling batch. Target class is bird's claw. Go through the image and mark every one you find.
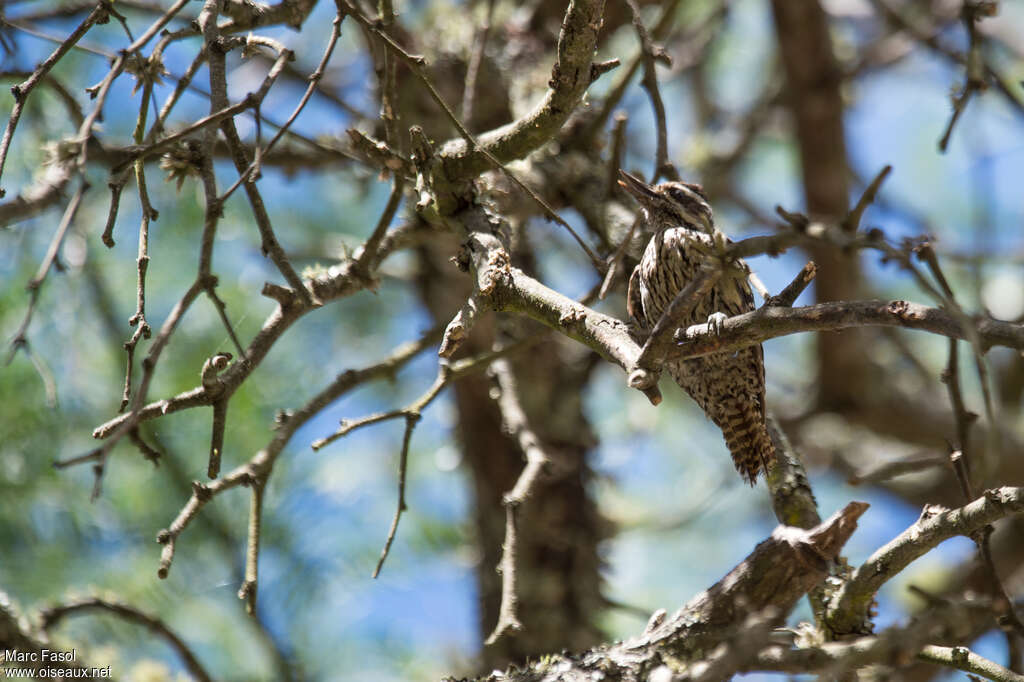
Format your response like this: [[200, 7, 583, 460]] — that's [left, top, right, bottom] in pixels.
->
[[706, 312, 728, 335]]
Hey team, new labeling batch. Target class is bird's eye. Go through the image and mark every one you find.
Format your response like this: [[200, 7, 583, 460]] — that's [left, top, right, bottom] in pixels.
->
[[665, 185, 710, 215], [667, 187, 687, 204], [668, 187, 699, 208]]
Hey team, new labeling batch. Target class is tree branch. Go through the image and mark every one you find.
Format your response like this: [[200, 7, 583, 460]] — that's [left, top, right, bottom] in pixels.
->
[[437, 0, 608, 182], [670, 300, 1024, 362], [457, 501, 868, 680], [827, 487, 1024, 636], [40, 597, 212, 682]]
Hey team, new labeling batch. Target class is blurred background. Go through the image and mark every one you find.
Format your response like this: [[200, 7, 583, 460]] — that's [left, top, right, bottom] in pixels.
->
[[1, 0, 1024, 679]]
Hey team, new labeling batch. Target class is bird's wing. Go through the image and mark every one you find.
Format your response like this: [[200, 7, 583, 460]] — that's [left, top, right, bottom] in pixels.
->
[[627, 266, 644, 325]]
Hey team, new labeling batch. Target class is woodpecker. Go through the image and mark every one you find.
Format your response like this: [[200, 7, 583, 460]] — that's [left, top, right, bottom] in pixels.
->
[[619, 169, 774, 484]]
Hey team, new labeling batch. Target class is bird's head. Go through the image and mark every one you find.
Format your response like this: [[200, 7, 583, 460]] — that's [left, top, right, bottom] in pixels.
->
[[617, 169, 713, 233]]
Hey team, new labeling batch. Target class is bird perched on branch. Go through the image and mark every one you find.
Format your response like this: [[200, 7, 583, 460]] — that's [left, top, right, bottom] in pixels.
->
[[618, 169, 774, 484]]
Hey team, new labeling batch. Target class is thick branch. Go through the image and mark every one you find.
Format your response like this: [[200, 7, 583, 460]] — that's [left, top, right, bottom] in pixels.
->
[[755, 599, 1001, 678], [827, 487, 1024, 636], [437, 0, 607, 181], [460, 230, 661, 404], [461, 502, 867, 680], [918, 644, 1024, 682]]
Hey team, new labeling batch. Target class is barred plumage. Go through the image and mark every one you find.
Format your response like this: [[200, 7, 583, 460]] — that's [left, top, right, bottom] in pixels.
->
[[619, 170, 774, 484]]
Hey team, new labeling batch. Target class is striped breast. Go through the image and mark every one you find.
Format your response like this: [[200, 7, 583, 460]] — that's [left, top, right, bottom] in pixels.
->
[[629, 227, 774, 484]]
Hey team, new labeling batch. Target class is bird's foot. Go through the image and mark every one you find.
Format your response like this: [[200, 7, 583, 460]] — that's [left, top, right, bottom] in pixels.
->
[[706, 312, 728, 335]]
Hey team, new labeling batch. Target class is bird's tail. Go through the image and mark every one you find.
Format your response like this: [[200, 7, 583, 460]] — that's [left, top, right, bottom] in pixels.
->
[[718, 404, 775, 485]]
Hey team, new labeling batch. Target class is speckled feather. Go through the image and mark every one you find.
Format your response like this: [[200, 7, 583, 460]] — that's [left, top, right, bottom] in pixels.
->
[[621, 172, 774, 484]]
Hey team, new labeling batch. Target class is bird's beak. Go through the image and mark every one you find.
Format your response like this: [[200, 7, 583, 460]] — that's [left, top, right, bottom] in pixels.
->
[[617, 169, 658, 202]]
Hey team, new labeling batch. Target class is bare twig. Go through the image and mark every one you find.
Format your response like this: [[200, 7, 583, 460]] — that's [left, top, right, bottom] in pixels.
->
[[0, 4, 109, 196], [622, 0, 677, 182], [6, 181, 88, 366], [870, 0, 1022, 124], [918, 241, 998, 477], [312, 343, 532, 577], [757, 599, 1000, 678], [199, 10, 314, 305], [353, 177, 405, 279], [844, 164, 892, 231], [205, 356, 232, 478], [938, 2, 993, 152], [238, 473, 265, 615], [90, 222, 431, 442], [153, 326, 440, 581], [605, 112, 630, 199], [40, 597, 213, 682], [311, 343, 527, 452], [765, 261, 817, 308], [484, 357, 554, 644], [219, 6, 348, 202], [120, 75, 159, 411], [586, 0, 697, 139], [669, 299, 1024, 362], [373, 412, 418, 579], [942, 302, 1024, 642]]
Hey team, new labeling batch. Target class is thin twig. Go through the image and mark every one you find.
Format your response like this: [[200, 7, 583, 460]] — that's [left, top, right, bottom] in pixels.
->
[[200, 13, 314, 305], [353, 177, 405, 279], [40, 597, 212, 682], [870, 0, 1022, 125], [942, 310, 1024, 640], [938, 3, 991, 152], [6, 181, 89, 366], [373, 412, 418, 578], [90, 222, 431, 442], [484, 357, 553, 644], [238, 472, 265, 615], [312, 343, 528, 576], [120, 75, 159, 411], [622, 0, 677, 182], [154, 326, 442, 581], [918, 242, 998, 478], [669, 299, 1024, 362], [219, 7, 348, 202], [311, 343, 530, 452], [843, 164, 891, 231], [586, 0, 693, 138], [765, 261, 817, 308], [598, 113, 635, 301], [0, 4, 109, 196]]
